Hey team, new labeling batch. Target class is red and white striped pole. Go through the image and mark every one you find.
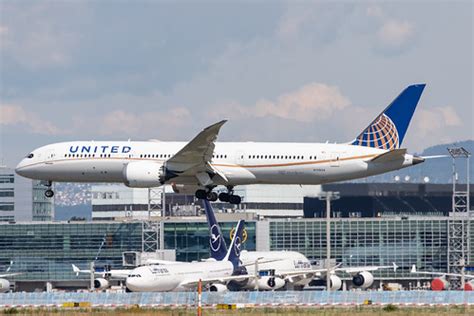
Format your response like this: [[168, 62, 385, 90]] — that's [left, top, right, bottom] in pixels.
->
[[197, 279, 202, 316]]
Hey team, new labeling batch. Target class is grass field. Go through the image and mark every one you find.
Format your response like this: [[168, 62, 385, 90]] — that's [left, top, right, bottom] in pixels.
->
[[0, 306, 472, 316]]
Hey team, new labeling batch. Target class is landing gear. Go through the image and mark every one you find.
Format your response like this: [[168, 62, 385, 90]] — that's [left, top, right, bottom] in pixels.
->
[[219, 186, 241, 204], [195, 187, 242, 204], [45, 189, 54, 198], [206, 191, 218, 202], [43, 181, 54, 198], [228, 195, 241, 204]]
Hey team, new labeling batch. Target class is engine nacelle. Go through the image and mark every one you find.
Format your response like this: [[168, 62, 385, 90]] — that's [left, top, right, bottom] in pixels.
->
[[431, 277, 449, 291], [352, 271, 374, 289], [464, 280, 474, 291], [94, 278, 110, 290], [209, 283, 228, 292], [122, 161, 164, 188], [329, 275, 342, 291], [0, 279, 10, 293], [257, 276, 286, 290]]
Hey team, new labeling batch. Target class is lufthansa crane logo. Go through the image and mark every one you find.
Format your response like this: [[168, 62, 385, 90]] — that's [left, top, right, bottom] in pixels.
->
[[229, 227, 248, 243], [210, 224, 221, 252], [234, 235, 242, 257]]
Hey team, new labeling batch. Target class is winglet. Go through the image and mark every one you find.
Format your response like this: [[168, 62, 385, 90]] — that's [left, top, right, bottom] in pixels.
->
[[202, 199, 228, 261], [393, 262, 398, 272], [224, 220, 245, 269], [351, 84, 425, 150]]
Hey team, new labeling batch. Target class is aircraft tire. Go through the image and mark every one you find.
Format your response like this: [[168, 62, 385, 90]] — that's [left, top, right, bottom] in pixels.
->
[[45, 189, 54, 198], [195, 189, 207, 199], [207, 191, 218, 201], [229, 195, 241, 204], [218, 192, 230, 202]]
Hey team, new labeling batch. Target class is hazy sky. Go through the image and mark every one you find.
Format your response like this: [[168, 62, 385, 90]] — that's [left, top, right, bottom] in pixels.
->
[[1, 1, 472, 167]]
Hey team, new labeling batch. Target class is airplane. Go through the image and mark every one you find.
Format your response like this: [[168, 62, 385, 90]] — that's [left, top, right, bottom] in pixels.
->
[[15, 84, 428, 204], [71, 258, 185, 291], [72, 264, 132, 290], [202, 199, 398, 291], [410, 265, 474, 291], [0, 262, 22, 293], [125, 220, 251, 292]]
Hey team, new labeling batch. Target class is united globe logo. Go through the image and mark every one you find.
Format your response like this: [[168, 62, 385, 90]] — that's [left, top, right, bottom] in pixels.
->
[[352, 114, 399, 150]]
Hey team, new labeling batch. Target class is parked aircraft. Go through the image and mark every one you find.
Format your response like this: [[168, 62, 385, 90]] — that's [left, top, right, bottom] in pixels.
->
[[125, 220, 249, 292], [16, 84, 428, 204], [0, 263, 21, 293], [410, 265, 474, 291], [202, 199, 398, 291]]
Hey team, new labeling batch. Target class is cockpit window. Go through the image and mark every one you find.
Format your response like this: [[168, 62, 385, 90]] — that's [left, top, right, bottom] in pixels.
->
[[26, 153, 34, 159]]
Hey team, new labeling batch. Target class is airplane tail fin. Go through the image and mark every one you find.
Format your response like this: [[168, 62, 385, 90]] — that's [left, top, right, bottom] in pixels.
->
[[202, 200, 228, 261], [224, 220, 245, 269], [351, 84, 425, 150]]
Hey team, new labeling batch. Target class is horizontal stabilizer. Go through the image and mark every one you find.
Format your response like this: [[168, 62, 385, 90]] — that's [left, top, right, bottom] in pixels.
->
[[370, 149, 407, 162]]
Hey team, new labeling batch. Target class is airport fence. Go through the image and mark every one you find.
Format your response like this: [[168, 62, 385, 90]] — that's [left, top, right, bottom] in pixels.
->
[[0, 291, 473, 308]]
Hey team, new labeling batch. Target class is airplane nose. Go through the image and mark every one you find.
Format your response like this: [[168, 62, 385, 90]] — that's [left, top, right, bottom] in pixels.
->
[[125, 277, 139, 292], [15, 160, 27, 176]]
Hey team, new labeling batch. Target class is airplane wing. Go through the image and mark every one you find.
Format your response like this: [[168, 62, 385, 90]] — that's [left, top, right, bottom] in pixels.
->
[[163, 120, 228, 185], [336, 262, 398, 274], [275, 263, 397, 280], [410, 265, 474, 279], [0, 273, 21, 278], [72, 264, 130, 279]]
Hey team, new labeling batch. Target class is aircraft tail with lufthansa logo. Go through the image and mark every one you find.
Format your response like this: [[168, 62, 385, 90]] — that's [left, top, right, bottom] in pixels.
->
[[351, 84, 426, 150], [202, 199, 228, 261], [224, 220, 245, 270]]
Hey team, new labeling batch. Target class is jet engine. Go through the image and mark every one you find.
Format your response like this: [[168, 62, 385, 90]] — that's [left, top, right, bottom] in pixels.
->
[[464, 280, 474, 291], [209, 283, 228, 292], [257, 276, 286, 290], [94, 278, 110, 290], [352, 271, 374, 289], [431, 277, 449, 291], [0, 279, 10, 293], [329, 275, 342, 291], [122, 161, 164, 188]]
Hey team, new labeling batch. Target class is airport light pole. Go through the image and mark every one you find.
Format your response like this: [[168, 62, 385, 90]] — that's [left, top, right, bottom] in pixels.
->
[[318, 191, 340, 291]]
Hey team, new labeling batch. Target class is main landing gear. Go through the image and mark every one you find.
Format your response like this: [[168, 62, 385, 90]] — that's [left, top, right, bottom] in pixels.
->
[[43, 181, 54, 198], [195, 186, 241, 204]]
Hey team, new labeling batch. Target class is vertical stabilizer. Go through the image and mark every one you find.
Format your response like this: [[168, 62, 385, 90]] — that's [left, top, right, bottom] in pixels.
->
[[224, 220, 245, 269], [351, 84, 425, 150], [202, 200, 228, 260]]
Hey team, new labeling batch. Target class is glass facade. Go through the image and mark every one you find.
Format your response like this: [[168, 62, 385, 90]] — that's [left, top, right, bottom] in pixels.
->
[[0, 222, 142, 281], [164, 221, 256, 262], [269, 218, 469, 279], [32, 183, 54, 221]]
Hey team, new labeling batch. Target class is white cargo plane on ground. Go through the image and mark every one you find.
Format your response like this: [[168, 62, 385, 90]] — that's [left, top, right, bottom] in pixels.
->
[[16, 84, 427, 204], [125, 220, 249, 292], [202, 200, 398, 291]]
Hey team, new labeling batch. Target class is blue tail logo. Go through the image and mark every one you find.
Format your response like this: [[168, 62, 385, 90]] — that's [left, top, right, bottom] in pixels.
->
[[202, 200, 227, 261], [351, 84, 425, 150], [224, 220, 245, 269]]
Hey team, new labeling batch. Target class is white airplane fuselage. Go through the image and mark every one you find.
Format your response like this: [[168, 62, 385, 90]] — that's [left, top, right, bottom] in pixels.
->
[[126, 260, 234, 292], [15, 141, 419, 187], [239, 250, 314, 288]]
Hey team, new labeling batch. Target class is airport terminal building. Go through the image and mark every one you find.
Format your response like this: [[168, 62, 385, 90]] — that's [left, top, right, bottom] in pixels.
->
[[0, 182, 472, 291]]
